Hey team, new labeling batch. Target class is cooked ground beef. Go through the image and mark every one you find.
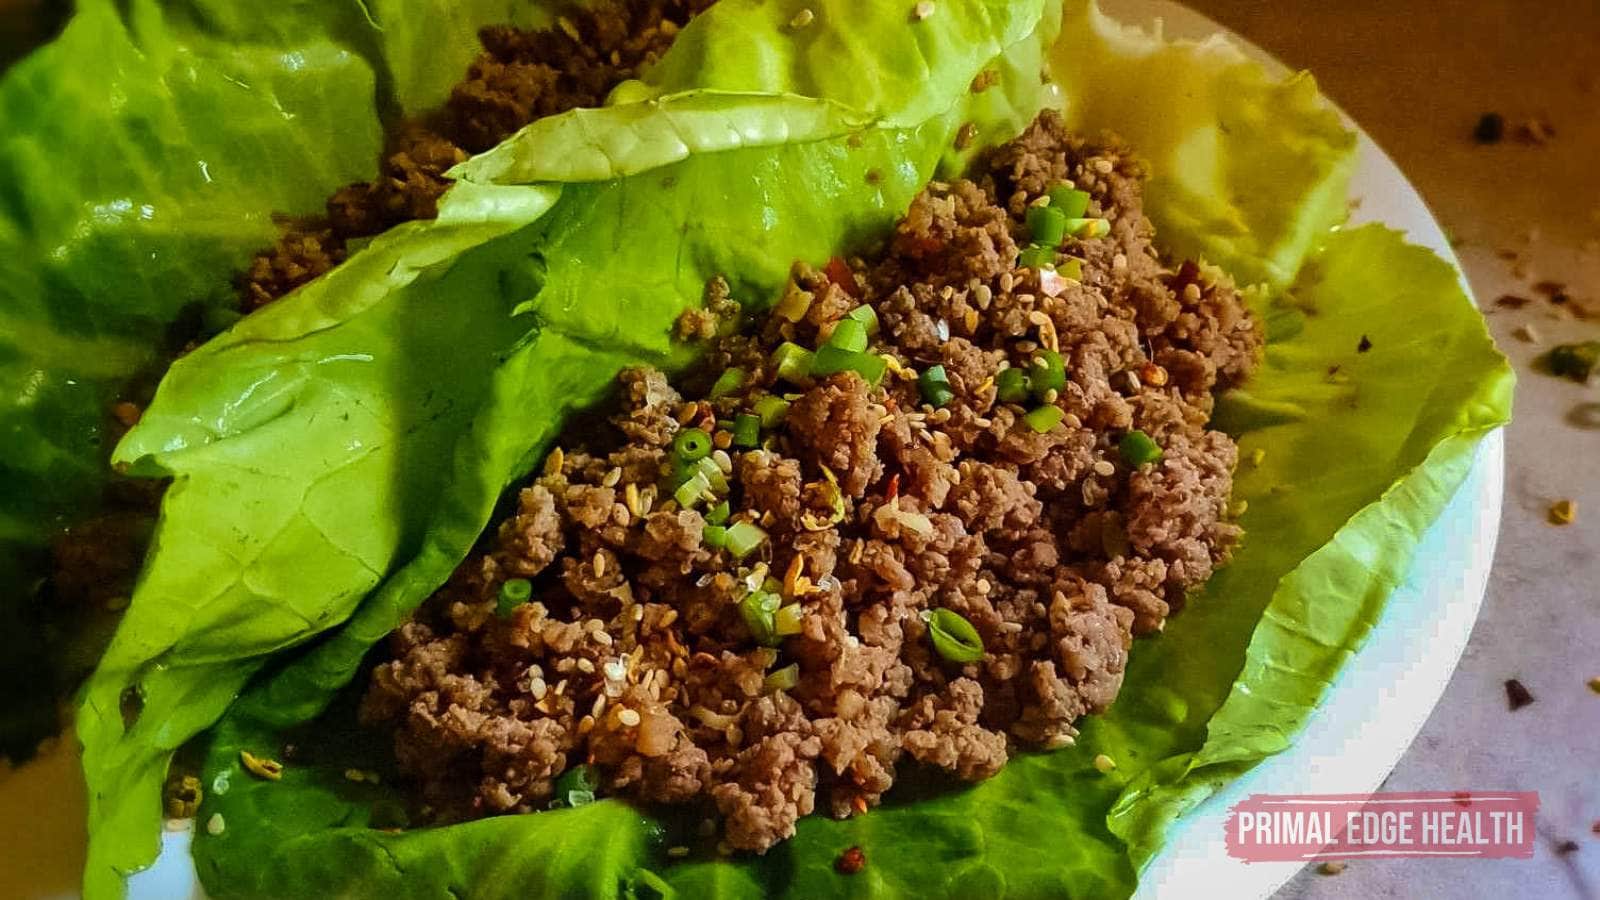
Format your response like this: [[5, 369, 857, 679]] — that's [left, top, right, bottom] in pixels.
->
[[361, 111, 1262, 852], [240, 0, 715, 310]]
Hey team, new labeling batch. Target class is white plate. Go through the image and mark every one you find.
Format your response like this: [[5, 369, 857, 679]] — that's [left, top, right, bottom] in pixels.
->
[[6, 4, 1503, 898], [1105, 3, 1505, 899]]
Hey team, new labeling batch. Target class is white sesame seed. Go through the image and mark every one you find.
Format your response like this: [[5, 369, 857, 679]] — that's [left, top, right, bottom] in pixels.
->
[[619, 708, 641, 727], [530, 677, 548, 699], [1093, 460, 1115, 477], [206, 813, 226, 835], [789, 8, 814, 28], [1093, 158, 1114, 174], [577, 658, 595, 674], [1093, 753, 1117, 773], [592, 695, 608, 718], [913, 0, 935, 19], [594, 630, 614, 646], [603, 467, 622, 488]]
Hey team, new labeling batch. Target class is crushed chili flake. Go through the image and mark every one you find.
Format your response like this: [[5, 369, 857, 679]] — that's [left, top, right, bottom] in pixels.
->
[[1453, 791, 1473, 807], [1505, 678, 1535, 711], [835, 845, 867, 875], [824, 256, 859, 297]]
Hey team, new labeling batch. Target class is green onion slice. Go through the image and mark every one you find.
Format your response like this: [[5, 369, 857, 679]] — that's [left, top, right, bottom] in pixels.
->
[[673, 471, 711, 508], [739, 589, 782, 645], [732, 413, 761, 449], [772, 342, 815, 384], [1057, 257, 1084, 282], [673, 427, 712, 463], [774, 604, 805, 637], [552, 764, 601, 809], [763, 662, 801, 692], [810, 345, 886, 385], [705, 500, 731, 527], [1024, 404, 1065, 433], [753, 395, 790, 428], [923, 608, 984, 663], [845, 304, 880, 336], [1026, 205, 1069, 247], [825, 316, 869, 353], [703, 525, 728, 549], [497, 578, 533, 617], [995, 367, 1031, 404], [1048, 185, 1091, 218], [918, 364, 955, 408], [709, 367, 747, 399], [694, 456, 728, 493], [1017, 244, 1056, 271], [1031, 349, 1067, 397], [1065, 217, 1111, 239], [1119, 429, 1164, 466], [724, 521, 768, 560]]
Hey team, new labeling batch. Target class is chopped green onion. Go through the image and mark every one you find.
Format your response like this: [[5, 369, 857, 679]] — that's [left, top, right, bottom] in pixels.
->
[[995, 367, 1031, 404], [1048, 185, 1091, 218], [694, 456, 728, 492], [674, 471, 711, 508], [810, 345, 887, 385], [774, 604, 805, 637], [705, 500, 731, 527], [1030, 350, 1066, 397], [553, 764, 600, 808], [1057, 257, 1084, 282], [763, 662, 801, 692], [709, 367, 747, 399], [672, 427, 712, 463], [918, 364, 955, 408], [1024, 404, 1065, 433], [1065, 217, 1111, 239], [497, 578, 532, 617], [1119, 429, 1164, 466], [703, 524, 728, 549], [824, 316, 869, 353], [724, 521, 768, 560], [845, 304, 880, 336], [753, 395, 790, 428], [923, 608, 984, 663], [732, 413, 761, 449], [1026, 205, 1069, 247], [1017, 244, 1056, 271], [772, 342, 814, 384], [739, 589, 781, 645]]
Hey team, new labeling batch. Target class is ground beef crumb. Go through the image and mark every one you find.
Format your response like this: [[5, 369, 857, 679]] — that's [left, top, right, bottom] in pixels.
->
[[365, 110, 1260, 853]]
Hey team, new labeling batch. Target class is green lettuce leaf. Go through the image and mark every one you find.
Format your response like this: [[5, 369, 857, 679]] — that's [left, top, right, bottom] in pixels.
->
[[0, 0, 383, 757], [81, 0, 1050, 895]]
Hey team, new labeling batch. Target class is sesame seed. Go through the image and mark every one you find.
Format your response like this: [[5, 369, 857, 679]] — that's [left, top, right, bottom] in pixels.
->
[[619, 708, 641, 727], [976, 578, 991, 594], [530, 677, 548, 699], [1043, 388, 1060, 403], [577, 715, 595, 735], [602, 467, 622, 488], [668, 846, 691, 858], [1093, 753, 1117, 773], [557, 15, 580, 40], [1093, 460, 1115, 477], [594, 630, 614, 646], [1092, 158, 1114, 175], [1112, 253, 1128, 271], [592, 695, 607, 718], [206, 813, 226, 835], [913, 0, 935, 20], [593, 553, 606, 578], [344, 768, 366, 783], [577, 658, 595, 674], [544, 447, 565, 477], [712, 449, 733, 473], [789, 8, 814, 28], [1182, 283, 1202, 302]]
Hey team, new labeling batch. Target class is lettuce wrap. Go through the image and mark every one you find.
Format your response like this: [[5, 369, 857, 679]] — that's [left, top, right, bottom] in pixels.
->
[[0, 0, 1509, 896]]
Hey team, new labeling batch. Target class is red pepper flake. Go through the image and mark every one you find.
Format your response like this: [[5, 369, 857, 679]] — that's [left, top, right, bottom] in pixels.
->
[[1452, 791, 1473, 807], [835, 845, 867, 875], [1505, 678, 1535, 711], [1357, 335, 1373, 353], [885, 473, 901, 503], [825, 256, 861, 298]]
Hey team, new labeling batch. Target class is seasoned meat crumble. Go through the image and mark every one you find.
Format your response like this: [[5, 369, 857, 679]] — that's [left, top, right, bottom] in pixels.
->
[[362, 112, 1262, 852]]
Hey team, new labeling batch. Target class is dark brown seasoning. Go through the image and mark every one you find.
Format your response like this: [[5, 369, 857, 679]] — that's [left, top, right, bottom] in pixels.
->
[[1357, 335, 1372, 354], [240, 0, 717, 310], [361, 112, 1261, 852], [1472, 113, 1504, 145], [1556, 840, 1580, 856], [1505, 678, 1535, 710]]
